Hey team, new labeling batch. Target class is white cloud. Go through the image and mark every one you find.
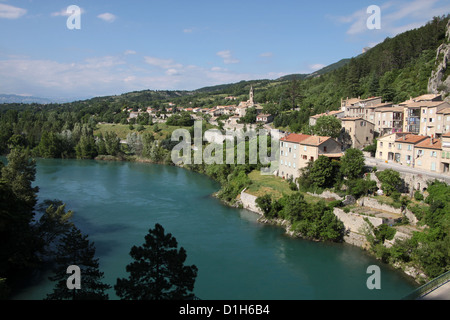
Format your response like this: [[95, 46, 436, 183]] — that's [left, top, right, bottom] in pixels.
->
[[124, 50, 137, 55], [166, 68, 181, 76], [331, 0, 450, 37], [0, 3, 26, 19], [183, 28, 193, 33], [0, 53, 285, 99], [309, 64, 326, 71], [51, 7, 85, 17], [97, 12, 116, 22], [144, 56, 183, 70], [217, 50, 240, 64]]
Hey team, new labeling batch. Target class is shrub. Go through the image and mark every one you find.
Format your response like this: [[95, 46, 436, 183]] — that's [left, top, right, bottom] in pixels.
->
[[414, 190, 424, 201]]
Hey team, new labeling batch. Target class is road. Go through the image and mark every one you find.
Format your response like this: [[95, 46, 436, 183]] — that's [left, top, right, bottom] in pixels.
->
[[365, 157, 450, 184], [419, 280, 450, 300]]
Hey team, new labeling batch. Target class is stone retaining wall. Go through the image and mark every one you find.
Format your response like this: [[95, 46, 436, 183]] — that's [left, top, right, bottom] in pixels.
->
[[240, 190, 263, 215], [357, 197, 403, 215]]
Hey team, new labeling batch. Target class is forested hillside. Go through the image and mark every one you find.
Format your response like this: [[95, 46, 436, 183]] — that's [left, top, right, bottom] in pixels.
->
[[0, 15, 449, 154]]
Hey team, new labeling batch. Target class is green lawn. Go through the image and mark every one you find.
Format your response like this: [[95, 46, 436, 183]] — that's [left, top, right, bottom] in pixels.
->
[[245, 170, 295, 199], [245, 170, 331, 204], [94, 123, 192, 140]]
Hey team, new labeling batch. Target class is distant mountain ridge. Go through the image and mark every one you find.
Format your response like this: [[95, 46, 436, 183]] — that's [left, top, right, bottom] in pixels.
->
[[0, 94, 73, 104], [276, 58, 352, 81]]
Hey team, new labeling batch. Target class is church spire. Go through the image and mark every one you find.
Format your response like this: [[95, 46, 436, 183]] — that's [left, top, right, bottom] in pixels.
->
[[249, 86, 254, 105]]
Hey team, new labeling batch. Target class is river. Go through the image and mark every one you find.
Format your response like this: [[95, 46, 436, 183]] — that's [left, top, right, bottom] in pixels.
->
[[11, 158, 417, 300]]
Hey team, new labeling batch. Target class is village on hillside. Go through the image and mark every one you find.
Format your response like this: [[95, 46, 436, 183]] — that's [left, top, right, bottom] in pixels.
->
[[121, 86, 450, 182], [279, 93, 450, 182]]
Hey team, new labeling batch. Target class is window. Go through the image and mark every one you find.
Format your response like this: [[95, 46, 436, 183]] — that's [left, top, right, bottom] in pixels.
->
[[293, 153, 296, 159], [380, 142, 384, 147], [281, 150, 283, 156], [430, 151, 437, 157], [289, 148, 292, 153], [293, 163, 296, 168], [281, 142, 284, 147], [417, 160, 422, 166], [398, 144, 402, 150], [431, 162, 436, 171], [379, 152, 383, 157], [324, 146, 327, 152], [280, 159, 283, 165], [288, 162, 291, 167], [294, 145, 297, 150], [304, 146, 307, 151], [407, 144, 412, 151]]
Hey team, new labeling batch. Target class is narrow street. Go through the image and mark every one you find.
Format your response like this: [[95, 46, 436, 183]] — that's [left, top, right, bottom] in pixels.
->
[[365, 156, 450, 184]]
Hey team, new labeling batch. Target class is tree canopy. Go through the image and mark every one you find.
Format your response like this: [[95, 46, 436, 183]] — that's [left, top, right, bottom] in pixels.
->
[[115, 223, 198, 300]]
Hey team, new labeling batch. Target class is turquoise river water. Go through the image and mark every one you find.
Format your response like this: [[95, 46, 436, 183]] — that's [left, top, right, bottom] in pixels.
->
[[11, 159, 418, 300]]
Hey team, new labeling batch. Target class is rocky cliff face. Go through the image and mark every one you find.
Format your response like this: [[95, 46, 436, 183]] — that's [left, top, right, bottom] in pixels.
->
[[428, 20, 450, 99]]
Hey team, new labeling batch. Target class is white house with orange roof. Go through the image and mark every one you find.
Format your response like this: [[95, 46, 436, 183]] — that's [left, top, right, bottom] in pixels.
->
[[278, 133, 342, 181]]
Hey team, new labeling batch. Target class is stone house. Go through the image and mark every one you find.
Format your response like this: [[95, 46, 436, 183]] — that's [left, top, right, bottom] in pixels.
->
[[309, 110, 345, 126], [340, 117, 375, 150], [414, 137, 442, 173], [374, 106, 404, 135], [376, 133, 426, 164], [278, 133, 342, 181], [256, 114, 274, 124], [442, 133, 450, 174], [436, 107, 450, 136]]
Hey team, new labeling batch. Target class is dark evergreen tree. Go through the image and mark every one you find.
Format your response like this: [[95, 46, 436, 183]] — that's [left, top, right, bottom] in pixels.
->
[[115, 223, 198, 300], [46, 226, 111, 300]]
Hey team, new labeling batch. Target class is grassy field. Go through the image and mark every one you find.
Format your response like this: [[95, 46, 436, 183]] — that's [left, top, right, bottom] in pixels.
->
[[94, 123, 192, 140], [245, 170, 324, 203], [245, 170, 294, 199]]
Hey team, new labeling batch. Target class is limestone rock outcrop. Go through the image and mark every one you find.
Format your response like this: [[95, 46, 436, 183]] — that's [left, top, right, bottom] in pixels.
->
[[428, 20, 450, 99]]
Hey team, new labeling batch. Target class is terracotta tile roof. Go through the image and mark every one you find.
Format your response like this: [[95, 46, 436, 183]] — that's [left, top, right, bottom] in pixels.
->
[[395, 134, 428, 144], [443, 132, 450, 138], [281, 133, 337, 146], [415, 138, 442, 150], [341, 117, 364, 121], [301, 135, 332, 146], [376, 106, 404, 112], [400, 101, 449, 108], [366, 102, 393, 109], [413, 94, 442, 101], [437, 107, 450, 114], [280, 133, 311, 143], [310, 110, 344, 119]]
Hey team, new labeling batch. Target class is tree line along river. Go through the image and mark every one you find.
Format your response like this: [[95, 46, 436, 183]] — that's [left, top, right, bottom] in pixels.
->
[[11, 158, 418, 300]]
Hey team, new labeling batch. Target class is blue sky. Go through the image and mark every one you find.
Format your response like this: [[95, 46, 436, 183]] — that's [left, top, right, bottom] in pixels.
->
[[0, 0, 449, 100]]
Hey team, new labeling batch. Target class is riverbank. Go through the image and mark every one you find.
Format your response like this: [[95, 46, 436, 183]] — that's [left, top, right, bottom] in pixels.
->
[[95, 153, 427, 284]]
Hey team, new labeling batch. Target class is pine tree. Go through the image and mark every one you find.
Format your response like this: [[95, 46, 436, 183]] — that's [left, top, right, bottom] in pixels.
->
[[46, 226, 111, 300], [115, 223, 198, 300]]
